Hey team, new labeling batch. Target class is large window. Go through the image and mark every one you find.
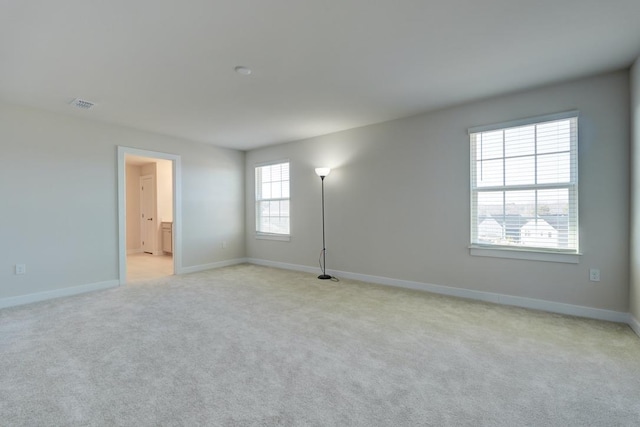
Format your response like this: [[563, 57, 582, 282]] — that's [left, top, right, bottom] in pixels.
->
[[255, 161, 290, 237], [470, 112, 578, 254]]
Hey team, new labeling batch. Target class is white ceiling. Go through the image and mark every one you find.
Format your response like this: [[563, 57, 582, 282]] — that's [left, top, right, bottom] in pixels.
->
[[2, 1, 640, 151]]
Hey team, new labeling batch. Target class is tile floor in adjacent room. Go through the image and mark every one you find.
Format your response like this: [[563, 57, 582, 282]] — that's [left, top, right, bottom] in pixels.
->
[[126, 253, 173, 282]]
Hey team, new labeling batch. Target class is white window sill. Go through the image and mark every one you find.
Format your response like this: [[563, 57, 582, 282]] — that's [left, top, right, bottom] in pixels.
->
[[256, 233, 291, 242], [469, 245, 581, 264]]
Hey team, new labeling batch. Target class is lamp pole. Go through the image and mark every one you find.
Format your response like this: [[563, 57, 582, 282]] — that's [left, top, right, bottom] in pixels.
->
[[315, 168, 331, 280]]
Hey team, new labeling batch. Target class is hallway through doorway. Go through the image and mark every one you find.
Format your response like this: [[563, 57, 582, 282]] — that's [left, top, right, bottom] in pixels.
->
[[127, 253, 173, 282]]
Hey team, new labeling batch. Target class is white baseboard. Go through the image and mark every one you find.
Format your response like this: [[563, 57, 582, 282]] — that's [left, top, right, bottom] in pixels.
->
[[179, 258, 248, 275], [248, 258, 318, 275], [246, 258, 629, 324], [127, 248, 143, 255], [0, 280, 120, 310], [629, 314, 640, 338]]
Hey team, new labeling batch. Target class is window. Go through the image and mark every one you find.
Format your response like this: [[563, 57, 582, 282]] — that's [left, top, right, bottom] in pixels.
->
[[255, 161, 290, 237], [469, 111, 578, 256]]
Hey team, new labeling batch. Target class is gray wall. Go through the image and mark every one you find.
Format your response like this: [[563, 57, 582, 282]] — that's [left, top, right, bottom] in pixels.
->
[[246, 71, 630, 312], [631, 58, 640, 322], [0, 103, 245, 299]]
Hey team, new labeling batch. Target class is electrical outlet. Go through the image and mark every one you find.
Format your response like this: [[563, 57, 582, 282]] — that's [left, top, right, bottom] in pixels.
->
[[15, 264, 26, 275], [589, 268, 600, 282]]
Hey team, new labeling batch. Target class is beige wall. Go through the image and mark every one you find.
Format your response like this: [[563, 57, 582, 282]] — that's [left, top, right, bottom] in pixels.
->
[[0, 102, 245, 299], [156, 159, 173, 224], [246, 71, 630, 312], [141, 162, 156, 177], [631, 58, 640, 322], [125, 163, 142, 251]]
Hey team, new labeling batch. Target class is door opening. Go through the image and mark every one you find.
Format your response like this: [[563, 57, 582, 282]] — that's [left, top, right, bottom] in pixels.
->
[[117, 147, 182, 284]]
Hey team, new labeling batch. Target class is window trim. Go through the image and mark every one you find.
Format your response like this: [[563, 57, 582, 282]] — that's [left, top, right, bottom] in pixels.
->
[[254, 159, 291, 240], [467, 110, 579, 134], [255, 232, 291, 242], [469, 245, 581, 264], [468, 111, 580, 262]]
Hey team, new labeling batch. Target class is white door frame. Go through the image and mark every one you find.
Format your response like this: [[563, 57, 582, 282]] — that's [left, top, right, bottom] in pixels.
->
[[117, 146, 182, 284]]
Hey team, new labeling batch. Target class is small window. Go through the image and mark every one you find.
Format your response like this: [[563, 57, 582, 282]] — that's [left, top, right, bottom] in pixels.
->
[[255, 161, 290, 237], [470, 112, 578, 254]]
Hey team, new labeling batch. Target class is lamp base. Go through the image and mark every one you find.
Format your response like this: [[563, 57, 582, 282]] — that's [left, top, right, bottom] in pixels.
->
[[317, 274, 332, 280]]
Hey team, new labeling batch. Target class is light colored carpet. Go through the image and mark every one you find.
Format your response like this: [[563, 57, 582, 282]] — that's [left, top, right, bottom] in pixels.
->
[[1, 264, 639, 426]]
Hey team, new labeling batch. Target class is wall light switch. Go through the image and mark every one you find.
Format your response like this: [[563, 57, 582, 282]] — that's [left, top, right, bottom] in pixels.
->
[[15, 264, 26, 275], [589, 268, 600, 282], [222, 241, 227, 249]]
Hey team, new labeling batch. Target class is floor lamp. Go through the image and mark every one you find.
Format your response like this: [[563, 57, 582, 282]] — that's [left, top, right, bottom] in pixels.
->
[[315, 167, 331, 280]]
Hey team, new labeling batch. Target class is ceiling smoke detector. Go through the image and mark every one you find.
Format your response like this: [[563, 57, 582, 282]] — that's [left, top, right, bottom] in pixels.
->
[[234, 66, 252, 75], [70, 98, 95, 110]]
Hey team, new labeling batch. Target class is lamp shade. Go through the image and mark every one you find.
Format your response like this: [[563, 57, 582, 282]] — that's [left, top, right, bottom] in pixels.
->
[[315, 167, 331, 178]]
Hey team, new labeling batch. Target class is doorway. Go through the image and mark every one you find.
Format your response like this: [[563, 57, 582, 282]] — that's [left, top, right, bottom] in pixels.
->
[[117, 147, 182, 284]]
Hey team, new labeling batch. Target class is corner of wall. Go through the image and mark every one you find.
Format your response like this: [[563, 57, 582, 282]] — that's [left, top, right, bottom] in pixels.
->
[[629, 313, 640, 338], [630, 56, 640, 322]]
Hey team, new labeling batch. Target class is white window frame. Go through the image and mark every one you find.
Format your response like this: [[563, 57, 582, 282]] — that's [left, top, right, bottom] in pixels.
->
[[468, 111, 580, 263], [255, 160, 291, 241]]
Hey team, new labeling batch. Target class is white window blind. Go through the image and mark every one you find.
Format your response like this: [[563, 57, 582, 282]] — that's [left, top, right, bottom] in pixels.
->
[[255, 161, 290, 235], [470, 112, 578, 253]]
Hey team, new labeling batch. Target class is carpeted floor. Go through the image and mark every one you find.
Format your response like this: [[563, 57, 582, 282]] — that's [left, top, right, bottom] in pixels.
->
[[1, 264, 639, 426]]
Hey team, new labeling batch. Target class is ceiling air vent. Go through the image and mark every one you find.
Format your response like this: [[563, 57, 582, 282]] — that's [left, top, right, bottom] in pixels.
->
[[70, 98, 95, 110]]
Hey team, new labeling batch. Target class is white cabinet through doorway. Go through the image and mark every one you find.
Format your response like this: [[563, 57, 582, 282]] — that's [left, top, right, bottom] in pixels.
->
[[162, 222, 173, 254]]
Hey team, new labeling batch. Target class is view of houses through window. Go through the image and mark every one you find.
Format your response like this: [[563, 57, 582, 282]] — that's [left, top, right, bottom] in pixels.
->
[[255, 161, 290, 235], [470, 113, 578, 252]]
